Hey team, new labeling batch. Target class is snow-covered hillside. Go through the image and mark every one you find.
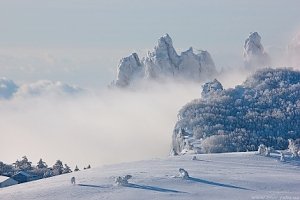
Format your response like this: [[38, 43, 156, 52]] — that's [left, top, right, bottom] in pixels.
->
[[0, 152, 299, 200], [172, 68, 300, 155]]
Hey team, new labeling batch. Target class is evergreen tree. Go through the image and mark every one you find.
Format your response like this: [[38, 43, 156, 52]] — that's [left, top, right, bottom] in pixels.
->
[[13, 156, 32, 171], [74, 165, 80, 172], [53, 160, 64, 175], [62, 164, 72, 174], [36, 159, 47, 169]]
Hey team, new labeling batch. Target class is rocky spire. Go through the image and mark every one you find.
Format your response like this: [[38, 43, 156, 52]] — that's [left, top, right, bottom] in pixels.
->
[[243, 32, 270, 69], [115, 53, 143, 87]]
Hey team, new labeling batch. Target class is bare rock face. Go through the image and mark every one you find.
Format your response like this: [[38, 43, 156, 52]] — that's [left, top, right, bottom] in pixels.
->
[[113, 34, 217, 87], [243, 32, 270, 69]]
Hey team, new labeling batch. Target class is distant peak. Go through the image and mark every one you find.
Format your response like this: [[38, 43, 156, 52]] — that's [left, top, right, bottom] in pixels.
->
[[249, 32, 261, 41], [158, 33, 173, 47]]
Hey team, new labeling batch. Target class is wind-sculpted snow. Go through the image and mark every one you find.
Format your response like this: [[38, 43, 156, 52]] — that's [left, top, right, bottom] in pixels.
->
[[172, 68, 300, 155], [113, 34, 217, 87]]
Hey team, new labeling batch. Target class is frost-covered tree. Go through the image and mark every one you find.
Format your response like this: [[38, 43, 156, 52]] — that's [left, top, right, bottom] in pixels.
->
[[13, 156, 32, 171], [62, 164, 72, 174], [265, 147, 271, 157], [0, 161, 14, 176], [36, 159, 47, 169], [258, 144, 267, 155], [288, 139, 299, 158], [172, 68, 300, 155], [74, 165, 80, 172], [52, 160, 64, 175]]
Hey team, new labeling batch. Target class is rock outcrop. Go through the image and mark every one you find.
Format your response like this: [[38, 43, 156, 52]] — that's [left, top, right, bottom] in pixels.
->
[[243, 32, 270, 69], [113, 34, 217, 87]]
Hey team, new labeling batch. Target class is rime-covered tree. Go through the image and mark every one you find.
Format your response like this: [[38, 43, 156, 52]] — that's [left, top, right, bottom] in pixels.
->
[[52, 160, 64, 175], [172, 68, 300, 155], [0, 161, 14, 176], [36, 159, 47, 169], [13, 156, 32, 171], [62, 164, 72, 174], [74, 165, 80, 172]]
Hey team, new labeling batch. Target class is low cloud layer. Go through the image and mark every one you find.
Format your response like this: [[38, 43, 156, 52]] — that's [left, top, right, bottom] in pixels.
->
[[0, 81, 200, 168]]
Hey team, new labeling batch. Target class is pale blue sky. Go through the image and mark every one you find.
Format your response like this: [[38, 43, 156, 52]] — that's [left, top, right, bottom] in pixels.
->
[[0, 0, 300, 87]]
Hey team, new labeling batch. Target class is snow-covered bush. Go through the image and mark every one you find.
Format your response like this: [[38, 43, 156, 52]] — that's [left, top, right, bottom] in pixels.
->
[[172, 68, 300, 155], [179, 168, 189, 179], [280, 151, 285, 162], [265, 147, 271, 157], [74, 165, 80, 172], [288, 139, 299, 158], [115, 175, 132, 186], [258, 144, 267, 155]]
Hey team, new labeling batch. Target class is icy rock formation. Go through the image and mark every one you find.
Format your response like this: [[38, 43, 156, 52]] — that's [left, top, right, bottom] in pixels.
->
[[144, 34, 180, 79], [243, 32, 270, 69], [113, 34, 217, 87], [114, 53, 143, 87], [201, 79, 223, 98], [0, 77, 18, 99]]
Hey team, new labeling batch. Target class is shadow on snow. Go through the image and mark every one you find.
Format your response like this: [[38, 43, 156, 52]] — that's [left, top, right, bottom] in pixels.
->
[[188, 177, 251, 190], [77, 184, 112, 188], [125, 183, 186, 193]]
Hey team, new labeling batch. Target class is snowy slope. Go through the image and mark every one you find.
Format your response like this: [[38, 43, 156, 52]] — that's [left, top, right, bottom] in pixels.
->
[[1, 152, 299, 200]]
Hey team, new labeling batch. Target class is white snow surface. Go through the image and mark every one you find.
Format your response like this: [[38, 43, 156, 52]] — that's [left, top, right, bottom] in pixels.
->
[[1, 152, 299, 200]]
